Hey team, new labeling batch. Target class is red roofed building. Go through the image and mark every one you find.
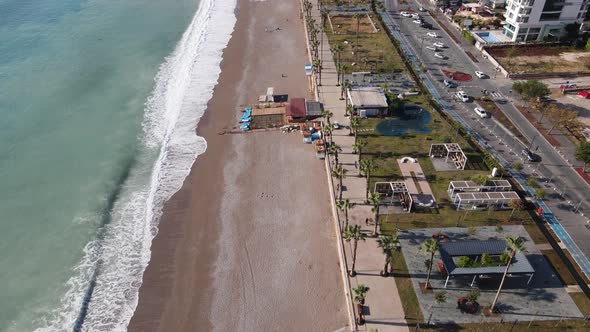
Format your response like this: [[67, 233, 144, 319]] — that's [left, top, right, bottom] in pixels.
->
[[286, 98, 307, 122]]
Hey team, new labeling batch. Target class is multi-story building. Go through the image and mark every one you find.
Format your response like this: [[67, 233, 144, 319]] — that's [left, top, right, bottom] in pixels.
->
[[503, 0, 589, 41]]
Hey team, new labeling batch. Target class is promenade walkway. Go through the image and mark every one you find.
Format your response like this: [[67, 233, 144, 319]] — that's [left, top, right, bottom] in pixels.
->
[[307, 2, 409, 331]]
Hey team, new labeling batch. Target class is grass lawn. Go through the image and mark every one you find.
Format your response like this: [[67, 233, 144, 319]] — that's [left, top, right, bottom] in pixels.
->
[[324, 13, 404, 73]]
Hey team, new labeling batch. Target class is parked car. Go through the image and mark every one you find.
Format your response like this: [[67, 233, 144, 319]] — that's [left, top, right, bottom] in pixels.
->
[[422, 22, 433, 29], [419, 6, 426, 11], [400, 11, 413, 17], [433, 42, 445, 48], [412, 13, 421, 19], [427, 32, 438, 38], [537, 95, 554, 102], [413, 19, 423, 24], [578, 90, 590, 99], [473, 107, 489, 118], [443, 79, 457, 88], [475, 71, 487, 79], [333, 121, 341, 129], [560, 83, 577, 89], [434, 52, 446, 59], [426, 46, 438, 51], [521, 148, 541, 162], [456, 91, 470, 102]]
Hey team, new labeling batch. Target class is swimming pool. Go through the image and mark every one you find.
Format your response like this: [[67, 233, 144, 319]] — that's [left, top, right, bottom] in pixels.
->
[[475, 31, 502, 43], [375, 105, 432, 136]]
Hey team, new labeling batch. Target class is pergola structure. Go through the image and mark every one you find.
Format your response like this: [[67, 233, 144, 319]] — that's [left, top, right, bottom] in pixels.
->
[[374, 182, 412, 212], [429, 143, 467, 170], [447, 180, 512, 199], [439, 240, 535, 288], [453, 191, 520, 210]]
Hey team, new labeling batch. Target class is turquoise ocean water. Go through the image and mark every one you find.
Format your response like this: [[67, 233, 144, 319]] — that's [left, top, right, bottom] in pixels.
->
[[0, 0, 236, 330]]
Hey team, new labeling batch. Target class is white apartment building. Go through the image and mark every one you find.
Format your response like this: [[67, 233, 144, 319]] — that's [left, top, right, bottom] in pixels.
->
[[503, 0, 589, 41]]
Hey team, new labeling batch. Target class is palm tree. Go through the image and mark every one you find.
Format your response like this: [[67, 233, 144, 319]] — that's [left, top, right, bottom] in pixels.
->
[[336, 199, 352, 228], [368, 191, 382, 235], [352, 13, 364, 62], [327, 143, 342, 166], [420, 238, 440, 290], [352, 284, 370, 325], [352, 138, 367, 157], [427, 291, 448, 325], [350, 117, 360, 139], [321, 109, 333, 125], [343, 225, 367, 277], [331, 165, 347, 199], [359, 159, 376, 200], [490, 236, 527, 312], [341, 79, 351, 100], [377, 234, 400, 276], [508, 199, 524, 220], [332, 44, 345, 85], [323, 123, 334, 145], [313, 59, 322, 86]]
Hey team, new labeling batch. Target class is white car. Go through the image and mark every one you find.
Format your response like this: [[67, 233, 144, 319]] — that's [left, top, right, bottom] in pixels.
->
[[413, 19, 423, 24], [400, 11, 413, 17], [412, 13, 420, 19], [333, 121, 341, 129], [433, 42, 445, 48], [427, 32, 438, 38], [426, 46, 438, 51], [475, 71, 487, 78], [419, 7, 426, 11], [434, 52, 446, 59], [456, 91, 470, 102], [473, 107, 489, 118]]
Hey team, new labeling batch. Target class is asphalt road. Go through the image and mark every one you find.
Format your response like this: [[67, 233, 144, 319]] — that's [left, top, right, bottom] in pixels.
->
[[381, 0, 590, 269]]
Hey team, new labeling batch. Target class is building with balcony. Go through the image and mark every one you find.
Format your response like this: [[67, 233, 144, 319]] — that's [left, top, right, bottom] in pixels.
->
[[503, 0, 589, 41]]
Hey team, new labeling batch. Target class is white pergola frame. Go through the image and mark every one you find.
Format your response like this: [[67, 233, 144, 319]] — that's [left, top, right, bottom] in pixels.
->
[[429, 143, 467, 170], [374, 182, 413, 213], [453, 191, 520, 210], [447, 180, 512, 200]]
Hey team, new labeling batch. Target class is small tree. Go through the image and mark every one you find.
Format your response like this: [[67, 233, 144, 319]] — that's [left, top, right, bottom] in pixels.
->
[[470, 174, 488, 185], [341, 80, 351, 101], [350, 117, 360, 139], [508, 199, 524, 220], [377, 234, 400, 276], [526, 177, 538, 188], [368, 191, 383, 236], [535, 188, 546, 199], [480, 253, 493, 267], [420, 238, 440, 290], [575, 141, 590, 172], [512, 161, 524, 171], [321, 109, 334, 125], [359, 159, 376, 200], [343, 225, 367, 277], [467, 289, 481, 303], [336, 199, 352, 228], [353, 13, 364, 62], [512, 80, 549, 101]]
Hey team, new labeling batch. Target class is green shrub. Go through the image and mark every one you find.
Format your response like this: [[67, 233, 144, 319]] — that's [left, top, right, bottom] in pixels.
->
[[457, 256, 473, 267], [480, 253, 493, 266]]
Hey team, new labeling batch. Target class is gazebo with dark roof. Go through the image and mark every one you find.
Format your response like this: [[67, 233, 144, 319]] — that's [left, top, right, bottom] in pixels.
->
[[438, 240, 535, 288]]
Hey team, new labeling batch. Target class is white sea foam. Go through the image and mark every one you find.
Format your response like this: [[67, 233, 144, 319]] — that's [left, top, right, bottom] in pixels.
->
[[33, 0, 237, 330]]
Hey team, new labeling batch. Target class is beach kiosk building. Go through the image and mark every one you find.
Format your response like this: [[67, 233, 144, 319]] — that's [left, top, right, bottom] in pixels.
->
[[347, 87, 388, 118], [438, 240, 535, 288], [287, 98, 307, 123]]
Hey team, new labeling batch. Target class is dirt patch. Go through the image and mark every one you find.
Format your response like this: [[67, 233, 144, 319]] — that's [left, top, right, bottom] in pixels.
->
[[478, 99, 528, 145], [487, 47, 590, 73], [330, 14, 377, 35], [574, 168, 590, 186]]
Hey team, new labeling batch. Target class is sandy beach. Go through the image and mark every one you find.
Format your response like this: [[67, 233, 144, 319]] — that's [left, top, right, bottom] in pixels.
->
[[128, 0, 348, 331]]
